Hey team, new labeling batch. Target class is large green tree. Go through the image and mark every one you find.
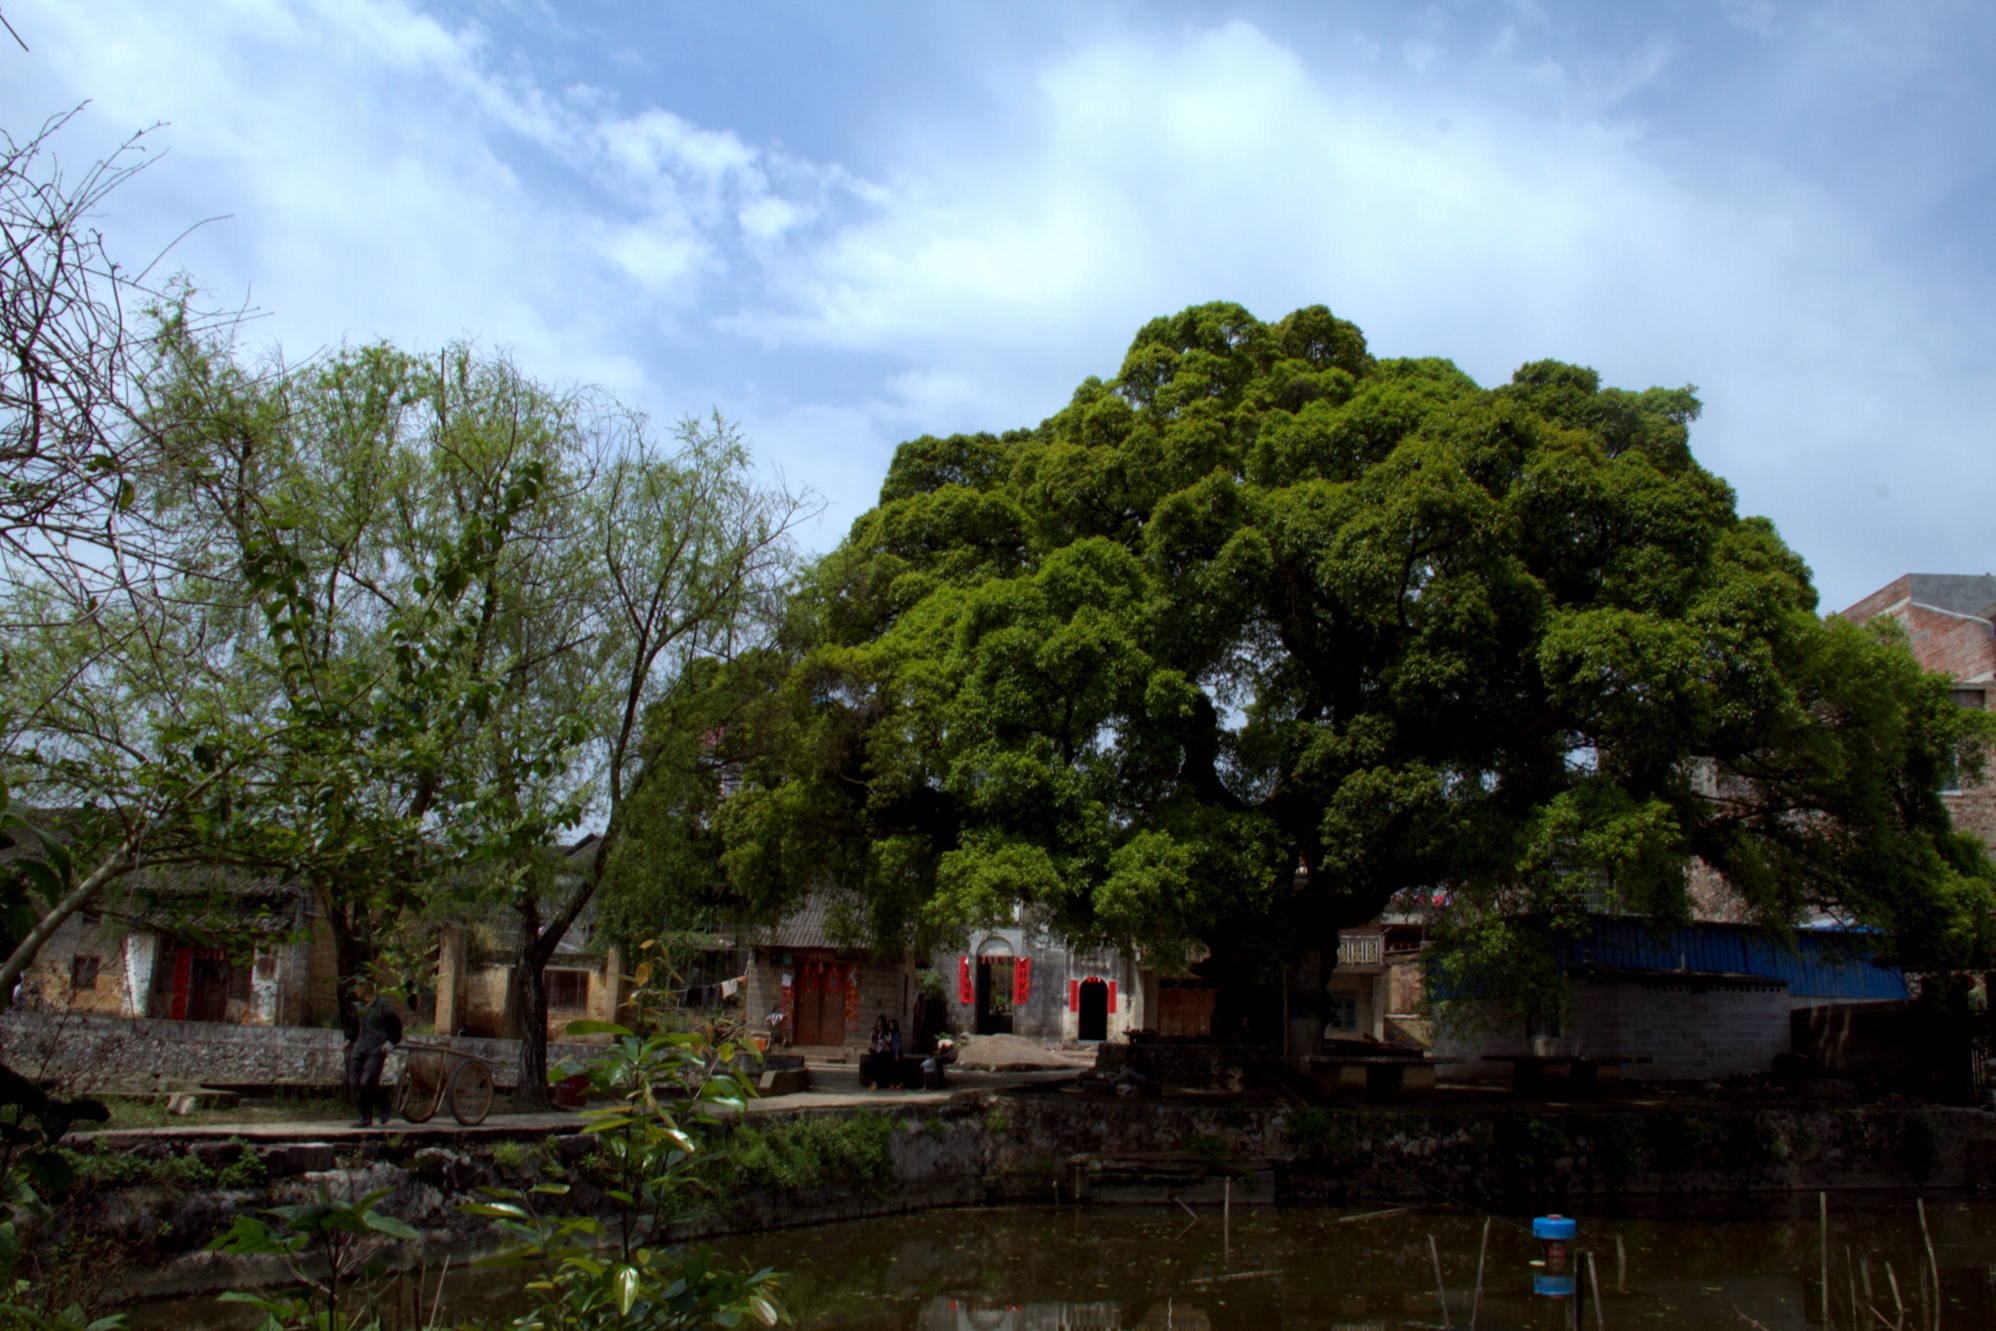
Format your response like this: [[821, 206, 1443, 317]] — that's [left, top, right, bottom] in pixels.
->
[[721, 301, 1996, 1044]]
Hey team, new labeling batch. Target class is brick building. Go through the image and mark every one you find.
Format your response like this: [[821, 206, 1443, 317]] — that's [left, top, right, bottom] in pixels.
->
[[736, 895, 919, 1054], [1432, 918, 1908, 1082], [1841, 572, 1996, 851]]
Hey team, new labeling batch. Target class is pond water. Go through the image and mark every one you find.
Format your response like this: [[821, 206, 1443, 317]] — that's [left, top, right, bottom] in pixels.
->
[[129, 1196, 1996, 1330]]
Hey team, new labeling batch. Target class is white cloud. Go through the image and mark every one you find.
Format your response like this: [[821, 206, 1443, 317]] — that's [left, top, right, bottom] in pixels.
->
[[2, 4, 1990, 613]]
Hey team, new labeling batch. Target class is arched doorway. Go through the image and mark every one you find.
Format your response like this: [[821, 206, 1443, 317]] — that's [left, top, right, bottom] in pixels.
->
[[975, 938, 1014, 1035], [1077, 977, 1108, 1041]]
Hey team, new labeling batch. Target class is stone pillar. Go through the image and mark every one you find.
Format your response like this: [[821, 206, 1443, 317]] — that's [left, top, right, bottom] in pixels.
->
[[434, 924, 465, 1037], [601, 945, 626, 1025]]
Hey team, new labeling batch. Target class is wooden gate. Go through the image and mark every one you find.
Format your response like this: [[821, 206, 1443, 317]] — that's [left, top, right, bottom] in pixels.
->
[[794, 959, 849, 1046]]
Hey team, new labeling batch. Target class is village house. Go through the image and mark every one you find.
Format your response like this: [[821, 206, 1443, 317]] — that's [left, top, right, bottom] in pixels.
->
[[735, 894, 918, 1053], [1842, 573, 1996, 853], [12, 858, 340, 1028], [1429, 916, 1908, 1082], [429, 838, 633, 1042], [939, 921, 1147, 1043]]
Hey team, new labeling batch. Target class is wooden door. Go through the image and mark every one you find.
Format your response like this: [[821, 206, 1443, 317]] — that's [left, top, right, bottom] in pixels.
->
[[796, 960, 845, 1046], [171, 946, 233, 1022]]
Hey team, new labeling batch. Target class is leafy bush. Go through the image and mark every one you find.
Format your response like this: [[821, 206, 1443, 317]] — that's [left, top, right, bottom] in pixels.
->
[[727, 1113, 894, 1195], [61, 1138, 265, 1192]]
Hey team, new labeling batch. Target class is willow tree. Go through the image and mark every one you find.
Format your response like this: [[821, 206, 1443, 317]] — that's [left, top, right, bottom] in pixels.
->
[[720, 301, 1995, 1048]]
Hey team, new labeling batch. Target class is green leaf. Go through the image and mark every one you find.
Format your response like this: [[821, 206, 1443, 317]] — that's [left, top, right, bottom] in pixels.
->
[[560, 1020, 634, 1038], [363, 1211, 420, 1239]]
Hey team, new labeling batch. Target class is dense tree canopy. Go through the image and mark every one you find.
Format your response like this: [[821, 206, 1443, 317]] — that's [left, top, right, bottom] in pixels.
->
[[719, 302, 1995, 1019]]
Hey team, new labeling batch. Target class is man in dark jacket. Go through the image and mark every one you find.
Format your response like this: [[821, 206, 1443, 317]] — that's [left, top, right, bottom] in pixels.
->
[[346, 986, 404, 1128]]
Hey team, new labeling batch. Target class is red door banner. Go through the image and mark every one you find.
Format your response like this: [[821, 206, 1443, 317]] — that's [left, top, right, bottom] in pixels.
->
[[1107, 980, 1117, 1014], [1012, 956, 1032, 1005], [1068, 979, 1079, 1012], [958, 956, 975, 1005]]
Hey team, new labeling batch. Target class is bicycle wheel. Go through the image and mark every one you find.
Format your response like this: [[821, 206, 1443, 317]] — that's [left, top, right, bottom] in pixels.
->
[[448, 1058, 494, 1126], [396, 1063, 437, 1124], [398, 1051, 441, 1123]]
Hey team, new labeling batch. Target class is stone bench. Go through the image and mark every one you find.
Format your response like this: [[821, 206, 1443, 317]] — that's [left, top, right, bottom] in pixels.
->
[[1483, 1054, 1650, 1099], [1308, 1054, 1458, 1102]]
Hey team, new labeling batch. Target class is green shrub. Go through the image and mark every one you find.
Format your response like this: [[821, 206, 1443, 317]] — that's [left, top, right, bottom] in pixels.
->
[[60, 1136, 265, 1191], [726, 1112, 895, 1195], [490, 1139, 528, 1170]]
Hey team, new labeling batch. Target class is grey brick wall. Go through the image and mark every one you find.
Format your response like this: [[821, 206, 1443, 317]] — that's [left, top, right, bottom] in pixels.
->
[[1435, 976, 1821, 1082]]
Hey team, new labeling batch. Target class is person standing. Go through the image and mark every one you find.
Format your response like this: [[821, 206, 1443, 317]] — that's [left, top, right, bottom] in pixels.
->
[[346, 986, 404, 1128], [862, 1015, 889, 1089]]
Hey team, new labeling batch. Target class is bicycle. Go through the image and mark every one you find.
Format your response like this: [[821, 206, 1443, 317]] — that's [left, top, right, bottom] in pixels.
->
[[394, 1039, 496, 1126]]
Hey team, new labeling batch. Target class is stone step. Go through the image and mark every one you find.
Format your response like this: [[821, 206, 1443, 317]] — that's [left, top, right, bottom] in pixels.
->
[[757, 1068, 810, 1096], [165, 1088, 241, 1115]]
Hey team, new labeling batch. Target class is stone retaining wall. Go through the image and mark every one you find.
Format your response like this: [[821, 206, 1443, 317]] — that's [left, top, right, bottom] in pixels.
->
[[0, 1013, 607, 1092], [52, 1090, 1996, 1306]]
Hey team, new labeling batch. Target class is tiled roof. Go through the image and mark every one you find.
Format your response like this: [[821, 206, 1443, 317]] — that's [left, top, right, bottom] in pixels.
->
[[730, 893, 871, 951], [1906, 573, 1996, 619]]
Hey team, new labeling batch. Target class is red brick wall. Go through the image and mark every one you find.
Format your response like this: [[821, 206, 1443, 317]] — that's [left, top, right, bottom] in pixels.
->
[[1897, 605, 1996, 680], [1841, 576, 1911, 626], [1841, 581, 1996, 681]]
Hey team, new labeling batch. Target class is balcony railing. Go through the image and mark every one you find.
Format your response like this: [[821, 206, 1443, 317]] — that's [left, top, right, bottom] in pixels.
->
[[1336, 934, 1383, 968]]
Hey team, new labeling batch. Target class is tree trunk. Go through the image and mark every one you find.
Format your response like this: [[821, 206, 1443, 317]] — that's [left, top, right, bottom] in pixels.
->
[[1287, 947, 1326, 1065], [323, 894, 375, 1039], [513, 935, 553, 1108]]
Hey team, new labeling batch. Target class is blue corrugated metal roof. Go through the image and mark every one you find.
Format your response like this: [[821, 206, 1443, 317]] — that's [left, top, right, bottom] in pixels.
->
[[1553, 919, 1907, 1000]]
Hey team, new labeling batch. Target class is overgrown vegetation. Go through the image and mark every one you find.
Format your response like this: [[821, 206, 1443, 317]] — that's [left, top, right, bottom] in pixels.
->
[[727, 1113, 895, 1196], [60, 1138, 265, 1191]]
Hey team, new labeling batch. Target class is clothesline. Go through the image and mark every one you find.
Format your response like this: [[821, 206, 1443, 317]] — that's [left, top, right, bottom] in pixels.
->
[[678, 974, 747, 1009]]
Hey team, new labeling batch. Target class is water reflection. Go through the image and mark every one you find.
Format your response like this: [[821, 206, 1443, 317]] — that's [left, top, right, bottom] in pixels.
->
[[705, 1200, 1996, 1331], [124, 1197, 1996, 1329]]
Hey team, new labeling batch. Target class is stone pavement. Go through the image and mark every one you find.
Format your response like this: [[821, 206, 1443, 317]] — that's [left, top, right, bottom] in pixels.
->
[[74, 1067, 1079, 1144]]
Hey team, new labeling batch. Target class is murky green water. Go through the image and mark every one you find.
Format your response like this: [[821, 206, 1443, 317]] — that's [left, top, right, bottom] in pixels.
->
[[130, 1197, 1996, 1329]]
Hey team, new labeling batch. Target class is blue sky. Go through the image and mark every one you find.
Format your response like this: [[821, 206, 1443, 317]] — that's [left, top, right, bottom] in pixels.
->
[[4, 1, 1993, 612]]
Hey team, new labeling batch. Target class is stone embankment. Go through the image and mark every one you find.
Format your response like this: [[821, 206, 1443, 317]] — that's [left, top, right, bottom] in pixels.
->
[[0, 1011, 608, 1093], [62, 1090, 1996, 1305]]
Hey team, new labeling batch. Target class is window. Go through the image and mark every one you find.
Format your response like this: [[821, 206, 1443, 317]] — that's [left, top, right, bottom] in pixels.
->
[[1326, 996, 1358, 1031], [545, 969, 590, 1012], [70, 956, 100, 992]]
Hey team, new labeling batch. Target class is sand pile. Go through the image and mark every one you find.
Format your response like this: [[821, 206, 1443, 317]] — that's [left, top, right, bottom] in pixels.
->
[[951, 1034, 1091, 1071]]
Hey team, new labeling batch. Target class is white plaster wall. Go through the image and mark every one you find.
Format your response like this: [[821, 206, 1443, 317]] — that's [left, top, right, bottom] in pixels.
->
[[122, 934, 157, 1019]]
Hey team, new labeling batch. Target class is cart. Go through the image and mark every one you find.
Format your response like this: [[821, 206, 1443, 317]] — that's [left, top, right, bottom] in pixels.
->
[[395, 1040, 496, 1126]]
